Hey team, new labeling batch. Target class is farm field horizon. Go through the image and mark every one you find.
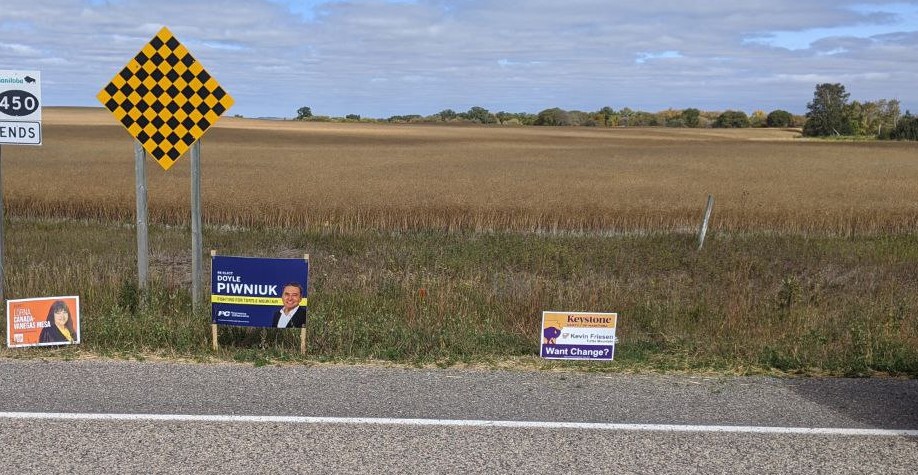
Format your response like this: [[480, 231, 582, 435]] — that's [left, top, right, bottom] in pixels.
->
[[1, 107, 916, 376], [6, 107, 917, 236]]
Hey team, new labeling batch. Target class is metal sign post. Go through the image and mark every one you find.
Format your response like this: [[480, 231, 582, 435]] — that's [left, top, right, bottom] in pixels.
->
[[191, 140, 203, 309], [134, 141, 149, 288], [98, 27, 233, 298], [0, 69, 43, 302], [0, 144, 4, 302]]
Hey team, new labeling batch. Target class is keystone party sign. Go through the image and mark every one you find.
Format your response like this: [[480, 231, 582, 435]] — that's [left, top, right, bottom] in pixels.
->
[[540, 311, 617, 361], [211, 255, 309, 328]]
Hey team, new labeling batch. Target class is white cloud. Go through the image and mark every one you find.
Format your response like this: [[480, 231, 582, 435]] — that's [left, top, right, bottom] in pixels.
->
[[0, 42, 41, 55], [635, 51, 683, 64]]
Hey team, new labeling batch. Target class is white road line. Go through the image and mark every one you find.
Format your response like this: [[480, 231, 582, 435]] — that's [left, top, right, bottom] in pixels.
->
[[1, 412, 916, 437]]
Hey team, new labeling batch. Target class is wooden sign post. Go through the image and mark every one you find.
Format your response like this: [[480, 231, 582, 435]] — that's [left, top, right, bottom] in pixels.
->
[[210, 252, 310, 355]]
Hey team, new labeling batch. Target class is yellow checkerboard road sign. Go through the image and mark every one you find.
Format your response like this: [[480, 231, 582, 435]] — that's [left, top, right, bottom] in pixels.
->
[[97, 26, 234, 170]]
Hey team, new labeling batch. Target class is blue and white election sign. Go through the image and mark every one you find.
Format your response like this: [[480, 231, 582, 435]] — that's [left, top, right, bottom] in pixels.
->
[[211, 255, 309, 328], [541, 311, 618, 361], [0, 70, 42, 145]]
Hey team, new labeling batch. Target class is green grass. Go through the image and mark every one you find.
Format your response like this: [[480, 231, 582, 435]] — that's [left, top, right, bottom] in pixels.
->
[[2, 218, 916, 376]]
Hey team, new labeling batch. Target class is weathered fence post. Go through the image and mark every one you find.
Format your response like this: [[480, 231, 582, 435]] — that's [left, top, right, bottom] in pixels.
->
[[697, 195, 714, 250]]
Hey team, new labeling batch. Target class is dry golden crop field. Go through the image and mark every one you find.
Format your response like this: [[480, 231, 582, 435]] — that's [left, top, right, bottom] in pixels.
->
[[5, 107, 917, 235]]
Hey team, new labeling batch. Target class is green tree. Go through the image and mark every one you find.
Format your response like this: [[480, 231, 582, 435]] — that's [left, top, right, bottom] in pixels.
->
[[847, 99, 901, 137], [568, 110, 596, 126], [876, 99, 902, 138], [749, 110, 768, 128], [618, 107, 638, 126], [387, 114, 421, 123], [803, 83, 850, 136], [713, 110, 750, 128], [296, 106, 313, 120], [629, 111, 659, 126], [766, 110, 794, 127], [515, 112, 537, 126], [889, 111, 918, 140], [437, 109, 457, 121], [534, 108, 571, 126], [681, 108, 701, 128], [495, 111, 515, 124], [464, 106, 495, 124], [598, 106, 615, 126]]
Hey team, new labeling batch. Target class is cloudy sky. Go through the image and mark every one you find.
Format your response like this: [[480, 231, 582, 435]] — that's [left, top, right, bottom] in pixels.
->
[[2, 0, 916, 118]]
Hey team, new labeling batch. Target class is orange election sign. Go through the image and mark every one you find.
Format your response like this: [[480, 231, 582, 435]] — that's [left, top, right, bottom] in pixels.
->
[[6, 296, 80, 348]]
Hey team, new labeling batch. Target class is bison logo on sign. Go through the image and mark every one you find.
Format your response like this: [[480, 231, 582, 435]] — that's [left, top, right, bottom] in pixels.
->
[[543, 326, 561, 344]]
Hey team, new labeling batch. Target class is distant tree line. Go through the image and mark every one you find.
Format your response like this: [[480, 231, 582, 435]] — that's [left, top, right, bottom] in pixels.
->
[[803, 83, 915, 140], [392, 105, 809, 129], [289, 83, 914, 140], [294, 104, 807, 129]]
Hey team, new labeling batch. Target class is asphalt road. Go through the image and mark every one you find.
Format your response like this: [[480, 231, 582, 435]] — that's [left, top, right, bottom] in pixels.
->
[[0, 359, 915, 474]]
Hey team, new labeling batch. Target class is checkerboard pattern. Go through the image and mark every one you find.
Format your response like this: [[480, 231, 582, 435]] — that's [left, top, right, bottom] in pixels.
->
[[97, 26, 234, 170]]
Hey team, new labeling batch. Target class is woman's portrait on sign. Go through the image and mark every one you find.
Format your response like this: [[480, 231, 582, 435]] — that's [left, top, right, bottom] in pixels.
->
[[38, 300, 77, 344]]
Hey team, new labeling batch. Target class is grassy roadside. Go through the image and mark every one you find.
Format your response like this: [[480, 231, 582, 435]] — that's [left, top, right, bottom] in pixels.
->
[[1, 218, 916, 377]]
